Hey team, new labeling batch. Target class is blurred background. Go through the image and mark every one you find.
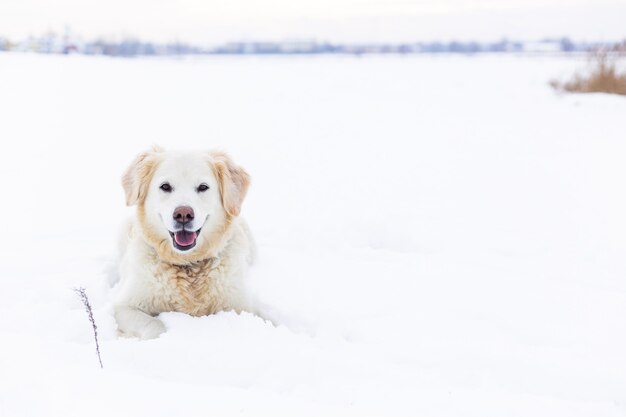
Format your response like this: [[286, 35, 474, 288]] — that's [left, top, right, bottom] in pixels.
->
[[1, 0, 625, 54]]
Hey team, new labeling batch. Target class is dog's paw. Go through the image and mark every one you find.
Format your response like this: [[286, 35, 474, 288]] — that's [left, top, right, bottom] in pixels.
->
[[139, 318, 167, 340]]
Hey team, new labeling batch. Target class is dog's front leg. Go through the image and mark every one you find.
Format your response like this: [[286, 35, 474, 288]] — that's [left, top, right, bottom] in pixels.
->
[[114, 305, 166, 340]]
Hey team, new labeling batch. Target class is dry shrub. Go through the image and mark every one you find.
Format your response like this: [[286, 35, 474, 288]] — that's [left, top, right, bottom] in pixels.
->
[[552, 42, 626, 96]]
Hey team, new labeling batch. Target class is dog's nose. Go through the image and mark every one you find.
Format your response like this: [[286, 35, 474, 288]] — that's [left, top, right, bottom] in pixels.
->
[[173, 206, 194, 224]]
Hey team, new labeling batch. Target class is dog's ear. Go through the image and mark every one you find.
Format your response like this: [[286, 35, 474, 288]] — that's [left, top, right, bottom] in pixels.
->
[[122, 147, 163, 206], [210, 151, 251, 217]]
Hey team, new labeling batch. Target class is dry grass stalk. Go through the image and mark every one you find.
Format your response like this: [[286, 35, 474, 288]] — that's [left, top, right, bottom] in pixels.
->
[[74, 287, 104, 369]]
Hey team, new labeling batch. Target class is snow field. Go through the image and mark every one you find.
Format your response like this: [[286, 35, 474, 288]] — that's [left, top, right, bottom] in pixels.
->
[[0, 52, 625, 416]]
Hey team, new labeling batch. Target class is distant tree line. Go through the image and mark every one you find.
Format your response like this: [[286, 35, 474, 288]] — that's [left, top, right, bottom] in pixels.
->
[[0, 34, 616, 57]]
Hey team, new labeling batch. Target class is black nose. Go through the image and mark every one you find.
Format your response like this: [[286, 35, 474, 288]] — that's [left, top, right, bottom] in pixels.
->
[[173, 206, 194, 224]]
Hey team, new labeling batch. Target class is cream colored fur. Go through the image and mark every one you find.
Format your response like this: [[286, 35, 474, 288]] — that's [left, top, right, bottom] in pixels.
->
[[113, 147, 255, 339]]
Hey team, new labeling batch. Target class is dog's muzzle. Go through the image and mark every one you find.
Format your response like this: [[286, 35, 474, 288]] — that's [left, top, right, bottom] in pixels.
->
[[170, 206, 200, 251]]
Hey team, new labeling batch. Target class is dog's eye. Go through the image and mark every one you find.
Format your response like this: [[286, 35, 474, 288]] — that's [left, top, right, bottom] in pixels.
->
[[160, 183, 173, 192], [197, 183, 209, 192]]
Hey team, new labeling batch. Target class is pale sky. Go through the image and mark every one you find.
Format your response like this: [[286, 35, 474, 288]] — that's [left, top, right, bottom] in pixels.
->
[[1, 0, 625, 43]]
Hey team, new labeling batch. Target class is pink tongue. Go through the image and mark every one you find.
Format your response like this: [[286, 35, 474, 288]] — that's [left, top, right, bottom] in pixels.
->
[[174, 230, 197, 246]]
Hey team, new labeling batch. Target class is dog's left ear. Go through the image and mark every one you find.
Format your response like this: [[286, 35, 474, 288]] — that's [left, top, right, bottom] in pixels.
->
[[122, 147, 163, 206], [210, 151, 251, 217]]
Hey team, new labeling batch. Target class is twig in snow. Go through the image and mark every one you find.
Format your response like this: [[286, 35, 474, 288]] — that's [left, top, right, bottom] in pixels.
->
[[74, 287, 103, 369]]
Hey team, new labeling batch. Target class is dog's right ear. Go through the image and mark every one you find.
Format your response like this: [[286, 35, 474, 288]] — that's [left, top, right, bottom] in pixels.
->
[[122, 147, 163, 206]]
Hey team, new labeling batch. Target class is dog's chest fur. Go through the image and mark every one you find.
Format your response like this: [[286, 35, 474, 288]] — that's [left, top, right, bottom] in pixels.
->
[[151, 257, 231, 316]]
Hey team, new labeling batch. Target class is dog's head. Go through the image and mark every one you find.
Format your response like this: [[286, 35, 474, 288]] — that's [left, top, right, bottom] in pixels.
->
[[122, 147, 250, 263]]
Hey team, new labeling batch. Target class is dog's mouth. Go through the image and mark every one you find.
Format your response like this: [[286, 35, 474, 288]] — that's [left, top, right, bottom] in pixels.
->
[[169, 228, 201, 251]]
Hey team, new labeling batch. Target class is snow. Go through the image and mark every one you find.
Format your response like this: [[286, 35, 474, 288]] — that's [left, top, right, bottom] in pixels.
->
[[0, 52, 625, 416]]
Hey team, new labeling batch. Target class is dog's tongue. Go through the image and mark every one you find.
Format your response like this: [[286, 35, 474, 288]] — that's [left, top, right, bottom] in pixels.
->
[[174, 230, 197, 247]]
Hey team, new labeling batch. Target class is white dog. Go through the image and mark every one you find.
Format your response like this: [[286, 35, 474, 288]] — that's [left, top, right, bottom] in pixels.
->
[[113, 147, 255, 339]]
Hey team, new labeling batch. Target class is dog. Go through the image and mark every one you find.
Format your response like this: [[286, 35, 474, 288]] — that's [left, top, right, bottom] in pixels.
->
[[113, 147, 255, 339]]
